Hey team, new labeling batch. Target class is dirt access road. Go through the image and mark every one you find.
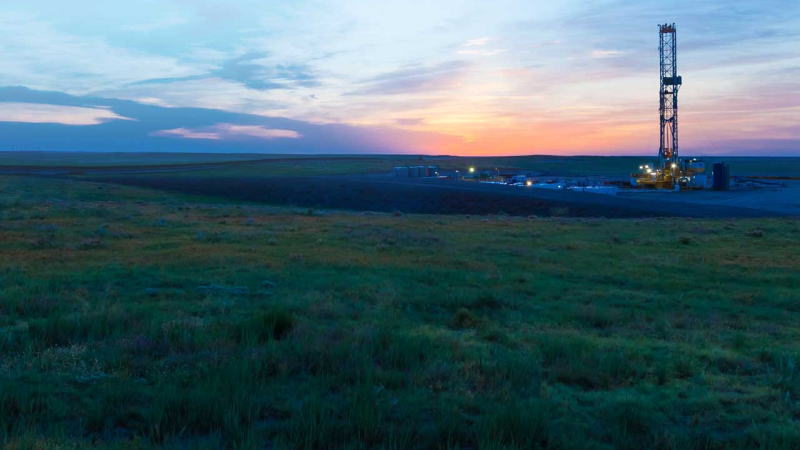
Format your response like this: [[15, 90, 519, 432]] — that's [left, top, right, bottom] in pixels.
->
[[619, 180, 800, 216]]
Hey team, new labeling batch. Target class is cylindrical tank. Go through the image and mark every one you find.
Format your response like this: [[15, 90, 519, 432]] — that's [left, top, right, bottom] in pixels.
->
[[712, 163, 730, 190]]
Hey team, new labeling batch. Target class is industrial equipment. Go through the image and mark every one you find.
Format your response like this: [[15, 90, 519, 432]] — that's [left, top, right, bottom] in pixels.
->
[[632, 23, 705, 189], [658, 23, 681, 173], [393, 165, 439, 178], [712, 163, 730, 190]]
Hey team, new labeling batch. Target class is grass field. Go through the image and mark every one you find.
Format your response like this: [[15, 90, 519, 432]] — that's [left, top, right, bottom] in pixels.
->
[[0, 151, 274, 167], [102, 155, 800, 178], [4, 152, 799, 178], [1, 172, 799, 449]]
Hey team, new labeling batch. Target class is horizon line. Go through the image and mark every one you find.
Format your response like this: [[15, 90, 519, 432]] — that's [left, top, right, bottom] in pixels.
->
[[1, 149, 798, 158]]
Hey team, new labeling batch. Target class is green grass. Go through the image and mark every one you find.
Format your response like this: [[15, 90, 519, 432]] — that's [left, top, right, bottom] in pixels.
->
[[130, 155, 429, 178], [5, 151, 798, 178], [100, 154, 800, 178], [0, 151, 275, 167], [0, 174, 799, 449]]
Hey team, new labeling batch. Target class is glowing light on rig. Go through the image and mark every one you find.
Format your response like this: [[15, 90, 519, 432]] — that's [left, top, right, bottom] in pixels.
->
[[468, 167, 475, 173], [526, 180, 533, 186]]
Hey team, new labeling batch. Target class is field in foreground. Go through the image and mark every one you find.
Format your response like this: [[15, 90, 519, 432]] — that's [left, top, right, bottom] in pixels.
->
[[1, 175, 799, 449]]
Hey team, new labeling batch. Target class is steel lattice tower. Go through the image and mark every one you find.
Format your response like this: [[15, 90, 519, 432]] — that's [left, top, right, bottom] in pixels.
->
[[658, 23, 681, 171]]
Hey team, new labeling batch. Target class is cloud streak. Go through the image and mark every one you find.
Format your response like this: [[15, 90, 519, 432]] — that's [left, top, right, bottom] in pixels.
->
[[155, 124, 302, 140], [133, 52, 320, 91], [0, 102, 133, 125], [0, 87, 461, 154], [348, 61, 470, 95]]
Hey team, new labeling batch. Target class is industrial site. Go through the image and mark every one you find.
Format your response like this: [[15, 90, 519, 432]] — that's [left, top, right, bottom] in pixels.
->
[[1, 3, 798, 449], [361, 23, 796, 217], [7, 23, 795, 221], [0, 24, 794, 219]]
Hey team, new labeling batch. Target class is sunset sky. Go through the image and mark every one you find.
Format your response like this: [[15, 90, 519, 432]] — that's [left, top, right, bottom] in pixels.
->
[[1, 0, 798, 155]]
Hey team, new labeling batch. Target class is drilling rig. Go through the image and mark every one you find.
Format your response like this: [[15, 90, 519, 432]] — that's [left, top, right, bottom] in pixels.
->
[[632, 23, 706, 189], [658, 23, 680, 174]]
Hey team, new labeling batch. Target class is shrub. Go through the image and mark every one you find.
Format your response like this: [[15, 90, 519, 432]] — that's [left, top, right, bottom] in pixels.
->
[[451, 308, 479, 329], [193, 231, 222, 243], [74, 237, 104, 250], [29, 234, 58, 249], [471, 293, 503, 309], [238, 309, 295, 343]]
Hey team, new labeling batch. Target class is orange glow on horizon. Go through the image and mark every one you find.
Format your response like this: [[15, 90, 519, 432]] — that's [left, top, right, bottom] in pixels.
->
[[398, 118, 654, 156]]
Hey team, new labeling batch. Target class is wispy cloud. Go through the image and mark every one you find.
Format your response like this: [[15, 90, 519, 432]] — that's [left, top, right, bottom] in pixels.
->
[[464, 37, 490, 47], [396, 118, 425, 126], [0, 87, 461, 154], [155, 127, 222, 140], [457, 48, 507, 56], [0, 102, 133, 125], [121, 15, 188, 32], [211, 52, 319, 90], [348, 61, 469, 95], [0, 13, 199, 94], [155, 123, 301, 140], [456, 37, 506, 56], [131, 52, 319, 91], [590, 49, 625, 59]]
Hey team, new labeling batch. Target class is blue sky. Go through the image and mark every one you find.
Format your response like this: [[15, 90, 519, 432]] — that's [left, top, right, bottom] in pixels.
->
[[0, 0, 798, 155]]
